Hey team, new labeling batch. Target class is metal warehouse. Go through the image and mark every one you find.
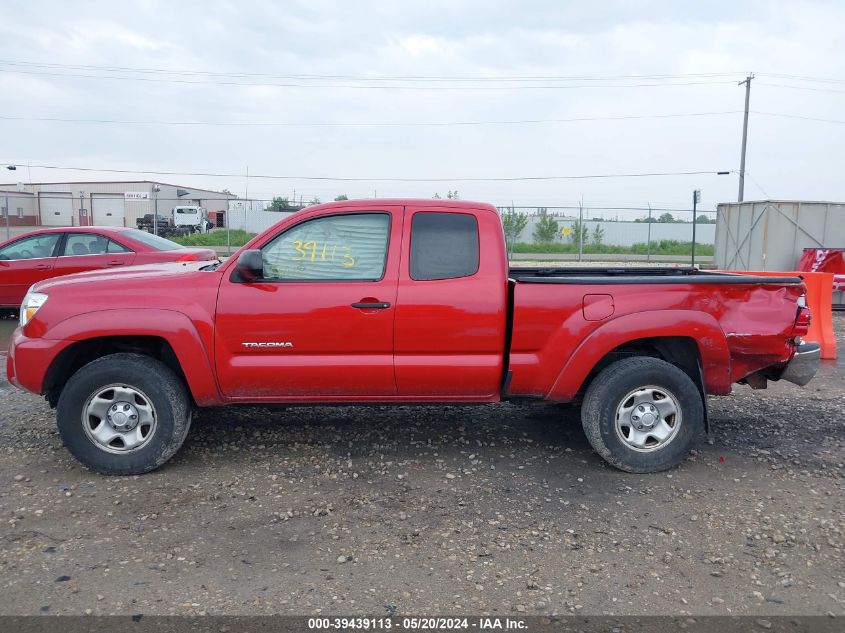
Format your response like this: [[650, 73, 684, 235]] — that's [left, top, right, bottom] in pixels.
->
[[0, 181, 236, 230], [715, 199, 845, 271]]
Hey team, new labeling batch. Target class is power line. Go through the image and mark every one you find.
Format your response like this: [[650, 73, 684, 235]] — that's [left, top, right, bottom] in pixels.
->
[[0, 191, 725, 214], [0, 59, 745, 82], [0, 110, 742, 128], [7, 58, 845, 90], [5, 109, 843, 128], [743, 171, 771, 199], [757, 72, 845, 85], [7, 163, 733, 182], [753, 110, 845, 125], [756, 81, 845, 94], [0, 68, 738, 90]]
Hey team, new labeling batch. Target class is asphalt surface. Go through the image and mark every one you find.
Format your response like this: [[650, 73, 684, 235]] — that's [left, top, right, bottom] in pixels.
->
[[0, 313, 842, 617]]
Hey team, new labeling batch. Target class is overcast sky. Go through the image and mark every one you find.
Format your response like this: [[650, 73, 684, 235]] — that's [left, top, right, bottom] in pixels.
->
[[1, 0, 843, 216]]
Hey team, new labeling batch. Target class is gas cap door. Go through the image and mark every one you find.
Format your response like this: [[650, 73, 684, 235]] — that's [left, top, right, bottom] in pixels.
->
[[582, 294, 615, 321]]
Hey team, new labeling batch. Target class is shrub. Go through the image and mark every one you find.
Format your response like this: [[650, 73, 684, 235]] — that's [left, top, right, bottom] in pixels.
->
[[533, 215, 560, 244]]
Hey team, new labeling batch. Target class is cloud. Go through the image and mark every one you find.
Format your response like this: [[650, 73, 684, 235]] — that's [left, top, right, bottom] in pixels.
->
[[0, 0, 842, 211]]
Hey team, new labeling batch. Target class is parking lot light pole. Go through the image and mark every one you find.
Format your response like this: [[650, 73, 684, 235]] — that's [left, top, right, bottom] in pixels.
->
[[153, 185, 161, 236], [4, 165, 16, 241], [692, 189, 701, 267]]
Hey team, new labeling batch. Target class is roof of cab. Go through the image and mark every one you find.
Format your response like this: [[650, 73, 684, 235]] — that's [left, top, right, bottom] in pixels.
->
[[304, 198, 499, 214]]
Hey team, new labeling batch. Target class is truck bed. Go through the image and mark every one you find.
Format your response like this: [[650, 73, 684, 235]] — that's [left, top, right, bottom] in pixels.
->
[[509, 267, 803, 285], [505, 266, 806, 400]]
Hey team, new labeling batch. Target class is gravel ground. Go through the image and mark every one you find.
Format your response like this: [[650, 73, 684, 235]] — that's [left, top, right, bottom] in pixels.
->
[[0, 314, 842, 617]]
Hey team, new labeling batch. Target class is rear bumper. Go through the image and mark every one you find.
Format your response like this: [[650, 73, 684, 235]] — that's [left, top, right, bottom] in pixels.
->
[[781, 342, 821, 387]]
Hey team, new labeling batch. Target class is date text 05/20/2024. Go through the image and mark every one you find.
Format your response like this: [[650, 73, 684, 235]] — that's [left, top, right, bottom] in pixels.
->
[[307, 617, 528, 630]]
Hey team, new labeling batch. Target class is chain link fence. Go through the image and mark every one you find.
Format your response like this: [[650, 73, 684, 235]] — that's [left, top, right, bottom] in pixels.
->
[[496, 205, 716, 265]]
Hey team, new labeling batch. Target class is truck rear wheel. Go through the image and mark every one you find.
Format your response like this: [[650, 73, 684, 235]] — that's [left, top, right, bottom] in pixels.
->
[[56, 353, 191, 475], [581, 357, 704, 473]]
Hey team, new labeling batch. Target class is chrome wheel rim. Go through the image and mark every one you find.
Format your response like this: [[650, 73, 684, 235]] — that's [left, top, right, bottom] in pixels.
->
[[82, 384, 157, 454], [614, 385, 682, 452]]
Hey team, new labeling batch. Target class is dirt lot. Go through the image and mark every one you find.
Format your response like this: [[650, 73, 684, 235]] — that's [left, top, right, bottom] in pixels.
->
[[0, 314, 842, 617]]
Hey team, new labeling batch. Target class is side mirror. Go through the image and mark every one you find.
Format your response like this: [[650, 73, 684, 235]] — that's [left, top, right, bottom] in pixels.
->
[[232, 249, 264, 282]]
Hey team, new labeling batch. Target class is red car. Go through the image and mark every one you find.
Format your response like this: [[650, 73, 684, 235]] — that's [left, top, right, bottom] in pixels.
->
[[0, 227, 217, 307]]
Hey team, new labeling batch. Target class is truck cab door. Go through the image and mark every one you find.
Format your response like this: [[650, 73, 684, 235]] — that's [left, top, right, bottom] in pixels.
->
[[215, 206, 403, 398], [393, 206, 508, 399]]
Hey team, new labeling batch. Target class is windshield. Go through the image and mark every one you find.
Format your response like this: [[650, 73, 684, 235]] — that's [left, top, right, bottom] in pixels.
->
[[124, 229, 184, 251]]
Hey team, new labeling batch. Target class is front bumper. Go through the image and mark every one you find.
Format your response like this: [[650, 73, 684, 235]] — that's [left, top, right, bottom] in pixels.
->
[[780, 342, 821, 387], [7, 328, 72, 395]]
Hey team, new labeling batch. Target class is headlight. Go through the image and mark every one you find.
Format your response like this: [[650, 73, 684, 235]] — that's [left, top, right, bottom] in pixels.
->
[[19, 291, 48, 327]]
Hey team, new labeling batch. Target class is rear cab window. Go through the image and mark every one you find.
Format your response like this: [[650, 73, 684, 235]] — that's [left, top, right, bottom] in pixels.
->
[[409, 212, 480, 281]]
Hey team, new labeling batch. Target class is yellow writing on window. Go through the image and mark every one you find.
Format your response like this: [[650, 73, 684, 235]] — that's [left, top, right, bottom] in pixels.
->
[[291, 240, 356, 268]]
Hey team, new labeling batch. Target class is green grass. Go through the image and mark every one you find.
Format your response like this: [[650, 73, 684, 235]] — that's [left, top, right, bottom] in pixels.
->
[[171, 229, 257, 247], [510, 240, 714, 256]]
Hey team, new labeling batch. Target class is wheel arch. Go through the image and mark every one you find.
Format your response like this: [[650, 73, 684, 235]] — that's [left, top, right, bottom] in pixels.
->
[[44, 335, 184, 406], [547, 310, 731, 406], [576, 335, 710, 433], [41, 309, 221, 407]]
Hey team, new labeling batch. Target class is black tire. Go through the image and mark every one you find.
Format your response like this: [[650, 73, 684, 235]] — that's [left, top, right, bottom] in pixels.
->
[[581, 357, 704, 473], [56, 353, 191, 475]]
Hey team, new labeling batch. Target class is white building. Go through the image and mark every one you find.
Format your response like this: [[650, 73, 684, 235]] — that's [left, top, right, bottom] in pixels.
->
[[0, 180, 237, 229]]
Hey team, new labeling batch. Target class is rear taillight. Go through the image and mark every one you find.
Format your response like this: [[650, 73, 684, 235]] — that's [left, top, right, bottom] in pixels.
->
[[793, 305, 811, 338], [177, 253, 200, 262]]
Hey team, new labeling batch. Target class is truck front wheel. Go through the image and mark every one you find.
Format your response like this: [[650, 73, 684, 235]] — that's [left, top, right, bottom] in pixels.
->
[[581, 357, 704, 473], [56, 353, 192, 475]]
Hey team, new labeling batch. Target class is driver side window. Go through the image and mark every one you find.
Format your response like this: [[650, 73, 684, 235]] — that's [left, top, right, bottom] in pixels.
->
[[261, 213, 390, 281], [0, 233, 60, 260]]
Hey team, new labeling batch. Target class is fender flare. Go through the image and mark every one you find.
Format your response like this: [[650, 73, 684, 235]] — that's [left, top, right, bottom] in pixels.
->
[[44, 308, 221, 405], [546, 310, 733, 401]]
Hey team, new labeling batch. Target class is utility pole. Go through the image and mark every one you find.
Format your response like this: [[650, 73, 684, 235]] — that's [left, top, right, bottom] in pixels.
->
[[738, 73, 754, 202], [692, 189, 701, 267], [646, 203, 652, 262]]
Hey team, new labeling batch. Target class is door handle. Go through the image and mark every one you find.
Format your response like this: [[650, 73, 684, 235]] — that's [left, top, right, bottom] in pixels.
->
[[34, 264, 51, 270], [351, 301, 391, 309], [107, 260, 125, 266]]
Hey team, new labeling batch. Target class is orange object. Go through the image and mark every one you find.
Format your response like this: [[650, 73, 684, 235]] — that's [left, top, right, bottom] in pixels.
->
[[804, 272, 836, 360], [722, 270, 836, 360]]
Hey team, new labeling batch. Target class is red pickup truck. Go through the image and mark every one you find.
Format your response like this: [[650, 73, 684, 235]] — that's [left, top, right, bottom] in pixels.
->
[[7, 199, 820, 475]]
